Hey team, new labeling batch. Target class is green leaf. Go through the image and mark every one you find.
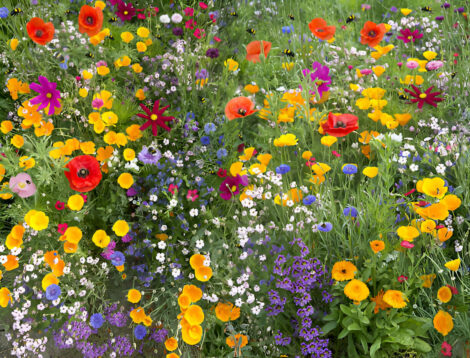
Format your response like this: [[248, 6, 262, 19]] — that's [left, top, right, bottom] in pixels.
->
[[322, 321, 338, 335], [323, 312, 338, 321], [360, 315, 370, 325], [347, 323, 361, 331], [338, 328, 349, 339], [340, 304, 352, 315], [358, 333, 368, 353], [370, 338, 381, 357], [413, 338, 432, 353], [347, 335, 360, 358]]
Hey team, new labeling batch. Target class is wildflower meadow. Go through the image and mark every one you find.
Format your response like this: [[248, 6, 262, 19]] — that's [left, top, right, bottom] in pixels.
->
[[0, 0, 469, 357]]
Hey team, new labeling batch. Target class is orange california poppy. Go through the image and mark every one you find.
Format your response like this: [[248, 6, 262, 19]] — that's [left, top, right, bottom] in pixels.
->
[[245, 40, 272, 63], [78, 5, 104, 37], [360, 21, 386, 47], [225, 97, 257, 120], [308, 18, 336, 40], [26, 17, 55, 46]]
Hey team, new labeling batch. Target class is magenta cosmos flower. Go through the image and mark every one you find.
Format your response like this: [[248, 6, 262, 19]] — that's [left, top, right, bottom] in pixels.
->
[[404, 84, 443, 109], [29, 76, 61, 116], [397, 28, 423, 44], [219, 175, 248, 200], [137, 99, 175, 136], [116, 1, 136, 21]]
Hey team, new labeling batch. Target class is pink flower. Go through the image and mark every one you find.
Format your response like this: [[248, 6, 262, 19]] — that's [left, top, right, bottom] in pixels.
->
[[92, 98, 104, 109], [199, 2, 208, 9], [397, 275, 408, 282], [441, 341, 452, 357], [187, 189, 199, 202], [194, 28, 205, 39], [360, 69, 372, 75], [184, 7, 194, 16], [137, 13, 146, 20], [55, 201, 65, 210], [406, 60, 419, 69], [168, 184, 178, 195], [401, 240, 414, 249], [213, 36, 221, 42], [332, 150, 341, 157], [58, 223, 68, 235], [185, 19, 196, 29], [9, 173, 37, 198], [80, 193, 88, 202]]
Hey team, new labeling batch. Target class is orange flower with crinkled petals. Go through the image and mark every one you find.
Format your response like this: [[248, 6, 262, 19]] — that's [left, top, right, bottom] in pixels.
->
[[78, 5, 104, 37]]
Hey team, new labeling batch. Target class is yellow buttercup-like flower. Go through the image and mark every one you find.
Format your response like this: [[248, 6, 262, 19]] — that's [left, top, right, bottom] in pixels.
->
[[68, 194, 84, 211]]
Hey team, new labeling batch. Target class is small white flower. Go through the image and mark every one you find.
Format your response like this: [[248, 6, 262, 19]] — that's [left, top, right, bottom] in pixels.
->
[[171, 13, 183, 23], [160, 14, 171, 23], [157, 241, 166, 250]]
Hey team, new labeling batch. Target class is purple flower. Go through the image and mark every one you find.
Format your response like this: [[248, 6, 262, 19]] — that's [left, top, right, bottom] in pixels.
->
[[302, 61, 331, 98], [9, 173, 36, 198], [138, 146, 162, 165], [219, 174, 248, 200], [172, 27, 184, 36], [116, 1, 136, 21], [435, 16, 445, 21], [29, 76, 61, 116], [206, 48, 219, 58], [397, 28, 423, 44]]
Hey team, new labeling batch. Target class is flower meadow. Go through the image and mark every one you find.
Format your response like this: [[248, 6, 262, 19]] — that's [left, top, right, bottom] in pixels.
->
[[0, 0, 469, 357]]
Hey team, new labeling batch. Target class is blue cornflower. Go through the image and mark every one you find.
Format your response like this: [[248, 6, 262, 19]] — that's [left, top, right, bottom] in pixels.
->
[[90, 313, 104, 329], [59, 57, 69, 70], [343, 206, 358, 217], [275, 164, 291, 175], [201, 136, 210, 145], [46, 284, 61, 301], [110, 251, 125, 266], [217, 148, 227, 159], [303, 195, 316, 205], [317, 222, 333, 232], [342, 164, 358, 175], [134, 325, 147, 340], [282, 25, 294, 34], [0, 7, 9, 18], [186, 112, 195, 120], [204, 123, 216, 134]]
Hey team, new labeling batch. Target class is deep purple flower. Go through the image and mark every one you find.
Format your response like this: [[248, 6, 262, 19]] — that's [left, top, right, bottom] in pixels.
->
[[29, 76, 61, 116], [397, 28, 423, 44], [116, 1, 136, 21], [302, 61, 331, 98], [435, 16, 445, 21], [206, 48, 219, 58], [219, 174, 248, 200], [442, 2, 450, 8], [172, 27, 184, 36]]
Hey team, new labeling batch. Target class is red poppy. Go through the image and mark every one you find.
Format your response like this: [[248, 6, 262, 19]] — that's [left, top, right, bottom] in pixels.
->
[[308, 18, 336, 41], [321, 113, 358, 137], [64, 155, 102, 192], [26, 17, 55, 46], [360, 21, 386, 47], [225, 97, 257, 120], [245, 40, 272, 63], [78, 5, 104, 37]]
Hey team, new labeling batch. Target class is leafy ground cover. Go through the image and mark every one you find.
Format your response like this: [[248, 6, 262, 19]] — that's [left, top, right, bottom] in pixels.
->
[[0, 0, 469, 357]]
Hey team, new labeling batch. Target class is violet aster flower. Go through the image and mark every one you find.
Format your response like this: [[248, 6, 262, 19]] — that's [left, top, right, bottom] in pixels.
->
[[138, 146, 162, 164], [206, 48, 219, 58], [397, 28, 423, 44], [9, 173, 37, 198], [116, 1, 136, 21], [303, 61, 331, 98], [29, 76, 61, 116]]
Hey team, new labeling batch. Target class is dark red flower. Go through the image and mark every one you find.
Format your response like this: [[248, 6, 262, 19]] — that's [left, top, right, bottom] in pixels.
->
[[55, 201, 65, 210], [217, 168, 227, 178], [446, 284, 458, 295], [138, 99, 174, 136], [404, 85, 443, 109], [397, 275, 408, 283], [441, 341, 452, 357], [321, 113, 358, 137], [64, 155, 102, 192], [116, 1, 136, 21], [219, 175, 248, 200]]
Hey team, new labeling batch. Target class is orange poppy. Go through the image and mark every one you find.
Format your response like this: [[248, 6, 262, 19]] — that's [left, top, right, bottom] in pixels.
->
[[78, 5, 104, 37], [225, 97, 257, 120], [26, 17, 55, 46], [360, 21, 386, 47], [245, 40, 272, 63], [308, 18, 336, 41]]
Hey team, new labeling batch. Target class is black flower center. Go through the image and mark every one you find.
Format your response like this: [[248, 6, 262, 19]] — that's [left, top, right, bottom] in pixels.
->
[[86, 16, 94, 25], [341, 269, 347, 274], [368, 30, 376, 37], [334, 121, 346, 128], [35, 30, 43, 37], [77, 168, 89, 178], [238, 108, 247, 116]]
